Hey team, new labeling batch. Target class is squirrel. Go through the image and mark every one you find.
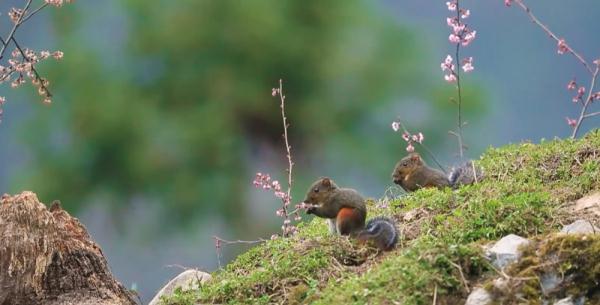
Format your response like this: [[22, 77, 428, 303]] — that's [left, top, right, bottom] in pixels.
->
[[392, 153, 483, 192], [303, 177, 398, 251]]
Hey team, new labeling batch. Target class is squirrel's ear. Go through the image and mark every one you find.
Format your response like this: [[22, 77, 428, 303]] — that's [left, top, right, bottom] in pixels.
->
[[410, 153, 421, 162], [321, 177, 331, 187]]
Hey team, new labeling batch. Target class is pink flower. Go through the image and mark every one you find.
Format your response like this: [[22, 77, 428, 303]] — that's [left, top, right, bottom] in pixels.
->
[[557, 39, 569, 55], [594, 59, 600, 66], [504, 0, 512, 6], [565, 117, 577, 127], [447, 17, 456, 27], [276, 209, 285, 217], [441, 55, 455, 72], [567, 80, 577, 91], [462, 57, 474, 73], [462, 30, 476, 46], [449, 34, 461, 44], [446, 1, 457, 11], [271, 88, 278, 96], [401, 132, 410, 142], [414, 132, 424, 144], [406, 143, 415, 152], [460, 9, 470, 19], [445, 74, 457, 83], [52, 51, 64, 60], [577, 86, 586, 97], [391, 121, 400, 132]]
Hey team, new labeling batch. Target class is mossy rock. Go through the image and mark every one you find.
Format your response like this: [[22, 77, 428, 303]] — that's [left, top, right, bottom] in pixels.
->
[[163, 130, 600, 305]]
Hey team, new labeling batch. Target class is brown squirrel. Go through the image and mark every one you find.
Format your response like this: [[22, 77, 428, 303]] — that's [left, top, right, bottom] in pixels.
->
[[303, 177, 398, 251], [392, 153, 483, 192]]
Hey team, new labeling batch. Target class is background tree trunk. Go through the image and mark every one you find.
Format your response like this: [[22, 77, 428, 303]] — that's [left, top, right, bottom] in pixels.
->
[[0, 192, 137, 305]]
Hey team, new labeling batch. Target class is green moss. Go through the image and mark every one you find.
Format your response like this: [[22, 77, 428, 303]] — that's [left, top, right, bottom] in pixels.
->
[[163, 130, 600, 305]]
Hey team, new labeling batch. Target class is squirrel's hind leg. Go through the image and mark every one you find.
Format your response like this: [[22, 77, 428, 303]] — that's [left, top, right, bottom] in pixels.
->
[[327, 219, 338, 235]]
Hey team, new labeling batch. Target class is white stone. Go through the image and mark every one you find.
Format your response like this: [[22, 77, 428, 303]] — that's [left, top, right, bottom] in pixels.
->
[[561, 219, 599, 234], [465, 287, 492, 305], [554, 296, 574, 305], [487, 234, 530, 269], [148, 269, 212, 305]]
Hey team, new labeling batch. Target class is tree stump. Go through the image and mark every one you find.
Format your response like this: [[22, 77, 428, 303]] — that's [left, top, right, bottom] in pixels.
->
[[0, 192, 137, 305]]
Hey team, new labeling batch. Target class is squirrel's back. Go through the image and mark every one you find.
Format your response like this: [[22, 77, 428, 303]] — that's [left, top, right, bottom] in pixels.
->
[[357, 216, 398, 251], [448, 161, 484, 187]]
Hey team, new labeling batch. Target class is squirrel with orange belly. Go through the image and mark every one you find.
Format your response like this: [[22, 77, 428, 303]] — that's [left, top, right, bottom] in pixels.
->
[[303, 177, 398, 251]]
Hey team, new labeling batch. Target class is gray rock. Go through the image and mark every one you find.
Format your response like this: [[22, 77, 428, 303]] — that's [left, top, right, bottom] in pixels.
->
[[465, 287, 492, 305], [540, 272, 561, 295], [561, 219, 599, 234], [486, 234, 530, 269], [148, 269, 212, 305]]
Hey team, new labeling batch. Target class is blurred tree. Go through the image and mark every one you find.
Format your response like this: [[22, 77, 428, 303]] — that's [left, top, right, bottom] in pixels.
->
[[15, 0, 485, 231]]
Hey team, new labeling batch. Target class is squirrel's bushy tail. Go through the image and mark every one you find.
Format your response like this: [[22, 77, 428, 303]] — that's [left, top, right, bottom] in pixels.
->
[[448, 161, 484, 188], [357, 216, 398, 251]]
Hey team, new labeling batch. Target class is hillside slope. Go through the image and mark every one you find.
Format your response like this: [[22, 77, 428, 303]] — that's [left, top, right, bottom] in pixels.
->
[[164, 130, 600, 305]]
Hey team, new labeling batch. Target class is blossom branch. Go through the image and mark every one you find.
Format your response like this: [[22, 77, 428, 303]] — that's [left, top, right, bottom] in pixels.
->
[[0, 0, 33, 60], [510, 0, 593, 74], [571, 66, 599, 138], [443, 0, 475, 159], [506, 0, 599, 138], [4, 36, 52, 100]]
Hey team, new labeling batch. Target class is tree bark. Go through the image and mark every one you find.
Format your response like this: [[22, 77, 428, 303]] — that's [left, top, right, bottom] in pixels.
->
[[0, 192, 137, 305]]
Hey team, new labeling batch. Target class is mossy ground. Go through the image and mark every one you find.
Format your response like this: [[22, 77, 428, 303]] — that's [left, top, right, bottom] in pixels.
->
[[163, 130, 600, 305]]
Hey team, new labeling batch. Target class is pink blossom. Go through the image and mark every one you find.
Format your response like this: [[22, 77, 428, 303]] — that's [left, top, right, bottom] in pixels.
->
[[504, 0, 512, 7], [276, 209, 284, 217], [594, 59, 600, 66], [567, 80, 577, 91], [577, 86, 586, 97], [401, 132, 410, 142], [441, 55, 455, 72], [446, 1, 457, 11], [565, 117, 577, 127], [447, 17, 456, 27], [449, 34, 461, 44], [462, 30, 476, 46], [462, 57, 474, 72], [444, 74, 457, 83], [271, 88, 278, 96], [52, 51, 64, 60], [557, 39, 569, 55], [406, 143, 415, 152], [414, 132, 424, 144], [460, 9, 470, 19], [391, 121, 400, 132]]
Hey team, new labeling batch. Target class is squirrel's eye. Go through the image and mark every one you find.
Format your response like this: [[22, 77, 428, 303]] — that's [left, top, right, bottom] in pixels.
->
[[313, 188, 319, 193], [402, 161, 408, 167]]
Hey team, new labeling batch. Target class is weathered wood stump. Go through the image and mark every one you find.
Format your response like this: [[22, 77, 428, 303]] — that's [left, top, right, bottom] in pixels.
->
[[0, 192, 137, 305]]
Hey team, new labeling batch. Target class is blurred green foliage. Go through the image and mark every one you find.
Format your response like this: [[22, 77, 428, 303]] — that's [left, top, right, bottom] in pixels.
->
[[16, 0, 485, 230]]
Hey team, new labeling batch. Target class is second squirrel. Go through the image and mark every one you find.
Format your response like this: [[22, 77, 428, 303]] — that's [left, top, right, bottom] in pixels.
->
[[303, 177, 398, 251], [391, 153, 450, 192], [392, 153, 484, 192]]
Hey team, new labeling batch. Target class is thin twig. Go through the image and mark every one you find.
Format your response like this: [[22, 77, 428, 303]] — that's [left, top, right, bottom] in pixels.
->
[[454, 0, 465, 160], [20, 2, 49, 24], [432, 284, 437, 305], [513, 0, 593, 74], [450, 261, 470, 293], [572, 66, 599, 138], [213, 236, 267, 269], [583, 111, 600, 119], [277, 79, 295, 237], [0, 0, 33, 60]]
